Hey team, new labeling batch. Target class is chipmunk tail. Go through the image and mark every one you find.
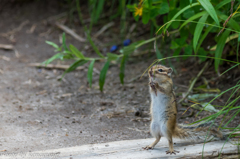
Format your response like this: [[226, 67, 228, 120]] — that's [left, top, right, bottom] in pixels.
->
[[173, 121, 228, 141]]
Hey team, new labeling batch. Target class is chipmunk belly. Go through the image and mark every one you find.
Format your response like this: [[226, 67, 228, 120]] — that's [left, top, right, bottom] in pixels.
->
[[150, 91, 170, 137]]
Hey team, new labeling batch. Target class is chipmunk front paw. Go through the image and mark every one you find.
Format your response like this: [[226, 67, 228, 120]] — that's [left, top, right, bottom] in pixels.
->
[[149, 82, 157, 96], [166, 150, 179, 155]]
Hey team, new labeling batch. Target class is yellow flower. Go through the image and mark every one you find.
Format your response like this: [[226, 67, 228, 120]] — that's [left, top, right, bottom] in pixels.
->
[[134, 6, 143, 16]]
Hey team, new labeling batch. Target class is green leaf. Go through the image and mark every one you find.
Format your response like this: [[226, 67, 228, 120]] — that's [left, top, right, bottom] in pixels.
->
[[69, 44, 85, 59], [150, 8, 160, 19], [99, 61, 110, 91], [180, 11, 207, 30], [180, 0, 190, 8], [165, 2, 200, 30], [198, 0, 219, 26], [193, 14, 208, 53], [93, 0, 105, 23], [119, 55, 127, 84], [215, 0, 232, 9], [170, 41, 179, 49], [62, 60, 88, 77], [197, 24, 214, 51], [175, 37, 187, 46], [183, 8, 195, 19], [184, 45, 193, 59], [120, 45, 136, 56], [215, 30, 231, 71], [46, 41, 59, 49], [198, 47, 208, 62], [158, 2, 169, 14], [62, 32, 68, 51], [238, 34, 240, 42], [168, 9, 181, 29], [189, 0, 192, 5], [126, 4, 136, 11], [62, 53, 74, 59], [42, 53, 64, 65], [107, 53, 119, 61], [148, 0, 152, 9], [179, 11, 207, 30], [87, 60, 95, 88], [173, 48, 181, 56], [155, 46, 162, 59], [142, 10, 150, 24]]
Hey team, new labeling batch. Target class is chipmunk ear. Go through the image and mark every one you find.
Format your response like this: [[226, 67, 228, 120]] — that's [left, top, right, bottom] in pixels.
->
[[168, 68, 173, 76]]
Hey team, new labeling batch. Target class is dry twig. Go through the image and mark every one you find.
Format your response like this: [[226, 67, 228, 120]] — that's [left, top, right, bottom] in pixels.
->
[[28, 63, 84, 70], [0, 20, 29, 38], [94, 22, 114, 38], [217, 0, 237, 36], [0, 44, 14, 50], [0, 56, 10, 61], [55, 22, 86, 42], [27, 24, 37, 34]]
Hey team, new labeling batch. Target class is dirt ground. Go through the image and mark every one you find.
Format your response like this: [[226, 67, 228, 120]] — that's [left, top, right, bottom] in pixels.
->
[[0, 1, 239, 153]]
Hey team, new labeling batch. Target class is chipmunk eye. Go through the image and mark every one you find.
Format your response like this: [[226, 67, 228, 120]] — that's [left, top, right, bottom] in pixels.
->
[[158, 69, 163, 72]]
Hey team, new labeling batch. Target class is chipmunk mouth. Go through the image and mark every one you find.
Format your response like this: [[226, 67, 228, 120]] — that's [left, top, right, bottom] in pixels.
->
[[149, 69, 154, 77]]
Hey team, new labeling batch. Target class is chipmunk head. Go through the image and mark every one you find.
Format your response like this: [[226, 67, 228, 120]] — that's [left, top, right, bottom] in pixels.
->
[[148, 65, 173, 83]]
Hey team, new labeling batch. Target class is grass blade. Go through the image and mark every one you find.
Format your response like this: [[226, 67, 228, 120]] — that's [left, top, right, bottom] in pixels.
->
[[193, 13, 208, 53], [164, 2, 200, 31], [221, 63, 240, 76], [215, 0, 232, 9], [215, 30, 231, 71], [69, 44, 85, 59], [94, 0, 105, 24], [87, 60, 95, 88], [107, 53, 119, 61], [223, 109, 240, 127], [99, 61, 110, 91], [62, 59, 88, 78], [46, 41, 59, 49], [180, 11, 207, 30], [197, 24, 213, 51], [76, 0, 104, 58], [198, 0, 220, 26], [42, 53, 64, 65]]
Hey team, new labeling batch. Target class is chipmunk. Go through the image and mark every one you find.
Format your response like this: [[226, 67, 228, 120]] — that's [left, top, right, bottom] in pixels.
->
[[143, 64, 224, 155]]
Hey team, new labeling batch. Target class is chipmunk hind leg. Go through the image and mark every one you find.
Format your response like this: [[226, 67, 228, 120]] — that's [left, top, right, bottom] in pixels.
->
[[143, 122, 161, 150], [165, 132, 180, 155], [143, 136, 161, 150]]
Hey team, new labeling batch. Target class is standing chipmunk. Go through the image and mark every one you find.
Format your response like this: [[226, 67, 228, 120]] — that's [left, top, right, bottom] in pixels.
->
[[143, 64, 224, 155]]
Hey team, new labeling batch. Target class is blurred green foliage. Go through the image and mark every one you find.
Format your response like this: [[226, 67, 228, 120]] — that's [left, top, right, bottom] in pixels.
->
[[45, 0, 240, 91]]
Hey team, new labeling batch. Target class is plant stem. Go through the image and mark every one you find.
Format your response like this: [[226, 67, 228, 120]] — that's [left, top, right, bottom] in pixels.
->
[[76, 0, 104, 58]]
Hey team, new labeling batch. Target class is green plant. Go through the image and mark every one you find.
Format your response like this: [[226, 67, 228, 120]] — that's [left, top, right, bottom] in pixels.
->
[[128, 0, 240, 71], [44, 0, 240, 92]]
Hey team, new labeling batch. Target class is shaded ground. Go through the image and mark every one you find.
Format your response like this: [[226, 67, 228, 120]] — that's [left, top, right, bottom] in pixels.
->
[[0, 1, 239, 153]]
